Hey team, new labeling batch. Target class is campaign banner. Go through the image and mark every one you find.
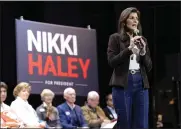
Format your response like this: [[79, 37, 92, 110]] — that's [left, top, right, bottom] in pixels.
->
[[15, 19, 99, 96]]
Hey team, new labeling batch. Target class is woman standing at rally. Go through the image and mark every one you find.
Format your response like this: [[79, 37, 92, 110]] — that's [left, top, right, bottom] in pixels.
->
[[107, 7, 152, 129]]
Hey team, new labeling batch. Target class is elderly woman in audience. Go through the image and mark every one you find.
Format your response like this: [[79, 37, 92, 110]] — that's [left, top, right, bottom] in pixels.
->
[[36, 89, 61, 128], [57, 87, 88, 129], [10, 82, 46, 128], [0, 82, 25, 128], [81, 91, 111, 129]]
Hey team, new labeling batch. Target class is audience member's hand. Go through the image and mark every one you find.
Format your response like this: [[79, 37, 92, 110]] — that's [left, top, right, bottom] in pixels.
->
[[169, 99, 175, 105], [157, 114, 163, 128], [4, 122, 20, 128], [103, 119, 111, 124], [19, 123, 26, 128], [49, 114, 55, 121], [99, 117, 105, 123], [156, 121, 163, 128], [39, 121, 46, 127]]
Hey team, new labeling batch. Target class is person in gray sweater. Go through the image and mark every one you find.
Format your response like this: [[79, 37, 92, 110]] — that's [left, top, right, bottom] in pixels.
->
[[36, 89, 61, 128]]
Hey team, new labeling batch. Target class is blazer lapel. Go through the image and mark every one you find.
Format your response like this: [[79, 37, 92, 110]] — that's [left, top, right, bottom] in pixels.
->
[[39, 104, 46, 119], [64, 103, 72, 121], [74, 106, 81, 125], [107, 107, 114, 119], [123, 38, 130, 48], [120, 32, 130, 48]]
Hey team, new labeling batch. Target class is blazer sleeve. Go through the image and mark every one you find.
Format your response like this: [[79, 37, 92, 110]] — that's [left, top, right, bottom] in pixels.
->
[[36, 107, 43, 121], [57, 106, 76, 129], [107, 33, 133, 68], [54, 108, 62, 128], [79, 108, 88, 127], [98, 107, 109, 120], [81, 107, 102, 127], [140, 38, 152, 72], [103, 108, 110, 119]]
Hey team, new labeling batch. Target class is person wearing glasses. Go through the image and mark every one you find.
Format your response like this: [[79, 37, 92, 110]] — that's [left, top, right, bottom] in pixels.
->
[[82, 91, 110, 129], [57, 87, 88, 129]]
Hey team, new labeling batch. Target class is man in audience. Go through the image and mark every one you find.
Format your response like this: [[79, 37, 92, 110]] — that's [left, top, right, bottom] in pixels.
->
[[57, 87, 88, 129], [0, 82, 25, 128], [81, 91, 111, 129], [103, 93, 117, 120]]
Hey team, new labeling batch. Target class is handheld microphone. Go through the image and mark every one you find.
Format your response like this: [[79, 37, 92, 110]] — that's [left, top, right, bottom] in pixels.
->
[[133, 29, 139, 36], [133, 29, 143, 49]]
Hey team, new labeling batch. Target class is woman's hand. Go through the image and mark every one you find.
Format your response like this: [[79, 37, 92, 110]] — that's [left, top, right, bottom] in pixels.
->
[[128, 36, 142, 50], [3, 121, 20, 128], [39, 121, 46, 128], [103, 119, 111, 124], [99, 117, 105, 123]]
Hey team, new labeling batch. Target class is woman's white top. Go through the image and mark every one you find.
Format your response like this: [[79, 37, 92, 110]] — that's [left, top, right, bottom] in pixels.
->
[[129, 45, 140, 70], [10, 97, 40, 126]]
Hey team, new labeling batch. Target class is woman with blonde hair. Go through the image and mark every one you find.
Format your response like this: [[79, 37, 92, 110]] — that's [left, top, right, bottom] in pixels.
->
[[36, 89, 61, 128], [10, 82, 46, 128]]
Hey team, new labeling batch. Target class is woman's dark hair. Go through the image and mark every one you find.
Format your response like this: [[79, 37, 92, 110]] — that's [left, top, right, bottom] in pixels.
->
[[106, 93, 112, 102], [118, 7, 142, 39], [0, 82, 8, 90]]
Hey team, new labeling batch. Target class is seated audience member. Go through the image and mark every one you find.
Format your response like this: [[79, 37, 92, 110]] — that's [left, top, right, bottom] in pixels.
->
[[157, 114, 163, 128], [81, 91, 111, 129], [0, 82, 25, 128], [10, 82, 46, 128], [103, 93, 117, 120], [36, 89, 61, 128], [57, 87, 88, 129], [157, 91, 178, 128]]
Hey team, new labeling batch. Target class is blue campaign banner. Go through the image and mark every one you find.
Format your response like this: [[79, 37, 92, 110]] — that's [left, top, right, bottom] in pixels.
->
[[15, 19, 99, 96]]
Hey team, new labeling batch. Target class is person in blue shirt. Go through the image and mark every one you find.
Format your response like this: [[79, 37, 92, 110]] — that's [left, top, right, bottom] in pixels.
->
[[57, 87, 88, 129]]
